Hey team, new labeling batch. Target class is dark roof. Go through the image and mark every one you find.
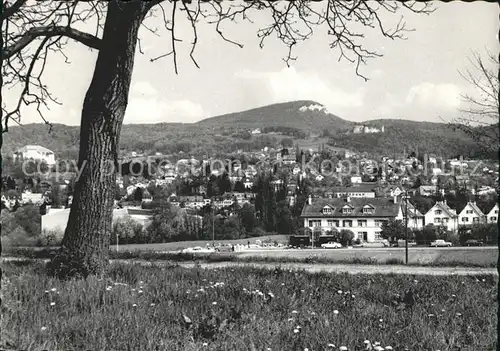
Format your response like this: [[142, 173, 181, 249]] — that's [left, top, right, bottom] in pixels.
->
[[331, 183, 378, 193], [301, 197, 400, 218]]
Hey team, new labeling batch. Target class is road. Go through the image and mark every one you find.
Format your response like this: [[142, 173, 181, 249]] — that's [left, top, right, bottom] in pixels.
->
[[3, 257, 497, 276]]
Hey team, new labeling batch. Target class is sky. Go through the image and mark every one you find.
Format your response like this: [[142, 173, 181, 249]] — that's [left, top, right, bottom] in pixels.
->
[[3, 1, 499, 126]]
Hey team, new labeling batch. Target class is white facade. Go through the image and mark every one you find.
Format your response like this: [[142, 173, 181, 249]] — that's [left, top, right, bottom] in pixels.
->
[[15, 145, 56, 165], [424, 201, 458, 232], [487, 204, 499, 223], [458, 202, 484, 226]]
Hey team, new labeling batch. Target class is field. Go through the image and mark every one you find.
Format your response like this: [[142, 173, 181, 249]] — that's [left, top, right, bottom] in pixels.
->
[[113, 235, 288, 252], [1, 261, 497, 350]]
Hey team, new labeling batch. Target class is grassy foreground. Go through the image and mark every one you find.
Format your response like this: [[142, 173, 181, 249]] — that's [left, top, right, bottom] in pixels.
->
[[1, 261, 497, 350]]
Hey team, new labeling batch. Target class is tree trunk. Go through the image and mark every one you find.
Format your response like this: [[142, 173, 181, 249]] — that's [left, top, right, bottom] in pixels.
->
[[48, 1, 146, 278]]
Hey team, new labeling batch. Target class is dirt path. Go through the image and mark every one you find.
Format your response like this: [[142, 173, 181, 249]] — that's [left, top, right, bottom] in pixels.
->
[[3, 257, 497, 276]]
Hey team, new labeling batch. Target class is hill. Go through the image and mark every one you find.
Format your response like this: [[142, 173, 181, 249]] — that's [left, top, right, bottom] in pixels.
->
[[2, 101, 493, 161], [195, 100, 353, 132], [328, 119, 489, 159]]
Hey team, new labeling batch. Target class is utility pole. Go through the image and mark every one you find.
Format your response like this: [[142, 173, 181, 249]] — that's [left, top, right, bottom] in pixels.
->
[[404, 189, 409, 264], [116, 232, 119, 252], [212, 204, 215, 247]]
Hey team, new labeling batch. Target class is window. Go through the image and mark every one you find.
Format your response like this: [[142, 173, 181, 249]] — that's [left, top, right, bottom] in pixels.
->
[[462, 217, 469, 222], [323, 207, 333, 215], [343, 220, 353, 227], [491, 217, 497, 222], [358, 232, 368, 241], [435, 210, 442, 215], [442, 217, 449, 223], [343, 208, 352, 214], [466, 210, 473, 214], [434, 218, 441, 224], [308, 220, 321, 228], [358, 220, 367, 227], [473, 217, 480, 223], [495, 210, 499, 214], [363, 208, 374, 214], [327, 220, 339, 227]]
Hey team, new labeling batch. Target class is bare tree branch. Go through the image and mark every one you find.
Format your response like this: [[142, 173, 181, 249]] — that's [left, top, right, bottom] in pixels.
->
[[2, 25, 101, 59]]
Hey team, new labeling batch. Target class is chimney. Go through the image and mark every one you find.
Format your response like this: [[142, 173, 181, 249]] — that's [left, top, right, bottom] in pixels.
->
[[345, 196, 351, 203], [307, 194, 312, 205], [393, 195, 397, 203]]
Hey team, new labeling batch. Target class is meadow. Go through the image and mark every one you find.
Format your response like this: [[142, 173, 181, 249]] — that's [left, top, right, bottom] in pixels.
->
[[1, 261, 497, 351]]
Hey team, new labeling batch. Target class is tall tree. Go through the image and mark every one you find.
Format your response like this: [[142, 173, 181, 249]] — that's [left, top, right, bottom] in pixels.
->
[[453, 51, 499, 158], [1, 0, 432, 277]]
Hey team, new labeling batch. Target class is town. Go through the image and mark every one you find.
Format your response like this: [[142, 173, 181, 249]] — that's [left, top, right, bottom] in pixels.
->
[[2, 139, 498, 249]]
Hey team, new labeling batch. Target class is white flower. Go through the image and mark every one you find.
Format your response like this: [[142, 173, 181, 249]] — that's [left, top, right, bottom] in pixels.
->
[[139, 281, 144, 284], [428, 314, 435, 317], [50, 288, 57, 292], [132, 304, 137, 307], [333, 310, 339, 315], [451, 294, 456, 298], [352, 295, 355, 298], [44, 290, 49, 294], [150, 303, 156, 307], [281, 283, 285, 286], [456, 313, 462, 317], [337, 290, 342, 294], [310, 312, 316, 315], [339, 346, 348, 351], [50, 302, 55, 306], [287, 318, 294, 322], [106, 286, 112, 291], [138, 290, 143, 294], [41, 326, 47, 331], [212, 302, 217, 305], [379, 319, 383, 323], [293, 329, 300, 334], [291, 310, 298, 314], [304, 348, 309, 351], [364, 340, 371, 344], [203, 342, 208, 347], [441, 309, 445, 312], [327, 344, 335, 348], [385, 347, 393, 350], [296, 325, 301, 329]]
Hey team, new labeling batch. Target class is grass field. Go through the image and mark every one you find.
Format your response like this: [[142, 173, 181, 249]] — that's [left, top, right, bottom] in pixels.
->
[[1, 261, 497, 350], [112, 235, 289, 252]]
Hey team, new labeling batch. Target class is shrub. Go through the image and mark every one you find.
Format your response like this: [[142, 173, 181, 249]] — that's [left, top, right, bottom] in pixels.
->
[[340, 229, 355, 246]]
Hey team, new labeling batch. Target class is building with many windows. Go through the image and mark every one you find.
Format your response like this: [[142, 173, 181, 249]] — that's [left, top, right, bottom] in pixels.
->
[[486, 204, 498, 223], [457, 201, 485, 226], [423, 200, 458, 232], [300, 195, 403, 243]]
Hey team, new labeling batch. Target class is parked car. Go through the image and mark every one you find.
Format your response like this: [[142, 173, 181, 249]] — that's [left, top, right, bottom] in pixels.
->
[[464, 239, 483, 246], [182, 246, 204, 253], [321, 242, 342, 249], [215, 244, 234, 252], [430, 239, 452, 247]]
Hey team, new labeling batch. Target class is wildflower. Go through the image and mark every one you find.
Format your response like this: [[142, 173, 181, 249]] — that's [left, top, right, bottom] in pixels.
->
[[150, 303, 156, 307], [304, 348, 309, 351], [451, 294, 456, 298], [352, 294, 355, 298], [337, 290, 342, 294], [293, 329, 300, 334], [138, 290, 143, 294], [301, 289, 305, 292], [281, 283, 285, 286], [203, 342, 208, 347], [456, 313, 462, 317], [287, 318, 294, 322], [441, 309, 445, 312], [413, 280, 418, 283], [327, 344, 335, 348], [106, 286, 112, 291], [50, 302, 55, 306], [212, 302, 217, 305], [267, 348, 271, 351], [51, 288, 57, 292], [428, 314, 435, 317], [44, 290, 49, 294], [132, 288, 136, 292], [41, 327, 47, 331], [374, 347, 384, 351], [482, 279, 486, 282], [374, 342, 381, 346], [132, 304, 137, 307], [310, 312, 316, 315], [292, 310, 298, 314], [339, 346, 348, 351], [139, 281, 144, 285], [364, 340, 371, 345], [379, 319, 383, 323], [333, 310, 339, 315], [296, 325, 301, 329], [385, 347, 393, 350]]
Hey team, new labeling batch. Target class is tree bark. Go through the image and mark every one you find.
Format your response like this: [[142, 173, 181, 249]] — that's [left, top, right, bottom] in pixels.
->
[[48, 1, 146, 278]]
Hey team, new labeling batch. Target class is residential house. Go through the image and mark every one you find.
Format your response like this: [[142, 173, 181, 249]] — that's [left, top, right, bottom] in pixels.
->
[[350, 176, 362, 184], [486, 204, 498, 223], [418, 185, 437, 197], [332, 184, 376, 198], [398, 200, 425, 230], [424, 201, 458, 232], [458, 201, 485, 226], [300, 195, 402, 243], [21, 191, 44, 205], [14, 145, 56, 165]]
